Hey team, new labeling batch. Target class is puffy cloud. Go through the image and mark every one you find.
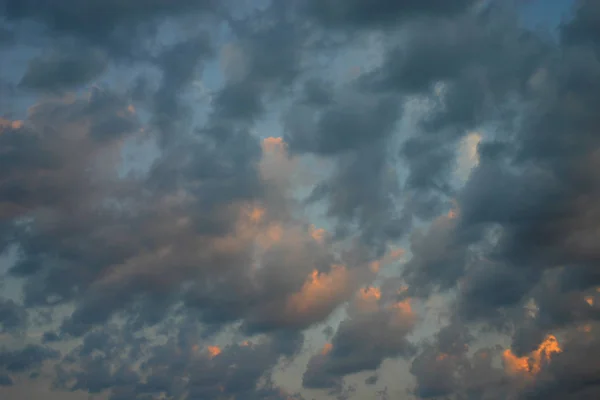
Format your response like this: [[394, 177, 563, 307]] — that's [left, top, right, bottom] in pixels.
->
[[19, 46, 108, 92], [303, 285, 417, 390], [0, 298, 26, 334], [2, 0, 600, 399], [0, 344, 60, 374], [304, 0, 477, 29]]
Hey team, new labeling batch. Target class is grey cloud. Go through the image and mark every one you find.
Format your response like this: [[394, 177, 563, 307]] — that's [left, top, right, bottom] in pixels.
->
[[54, 325, 303, 400], [284, 87, 405, 251], [0, 298, 26, 333], [562, 0, 600, 48], [19, 46, 108, 92], [0, 0, 219, 56], [285, 91, 401, 156], [153, 33, 213, 142], [0, 344, 60, 373], [0, 373, 13, 386], [410, 324, 508, 400], [305, 0, 477, 29], [2, 1, 600, 399], [301, 77, 335, 106], [403, 214, 471, 295], [304, 301, 416, 389], [401, 4, 600, 398]]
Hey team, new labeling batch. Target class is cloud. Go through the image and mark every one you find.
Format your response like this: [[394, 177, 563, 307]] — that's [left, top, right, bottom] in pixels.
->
[[1, 0, 600, 399], [303, 284, 417, 390], [19, 46, 108, 92], [0, 298, 26, 334], [304, 0, 477, 29], [0, 344, 60, 373]]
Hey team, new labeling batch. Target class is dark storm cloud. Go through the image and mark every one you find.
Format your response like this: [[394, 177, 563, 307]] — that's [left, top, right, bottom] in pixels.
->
[[301, 77, 335, 106], [152, 32, 212, 141], [0, 373, 13, 386], [0, 19, 345, 345], [304, 0, 477, 29], [402, 212, 472, 295], [303, 291, 416, 390], [285, 91, 400, 155], [210, 1, 309, 125], [0, 1, 366, 399], [211, 80, 264, 122], [524, 329, 600, 400], [562, 0, 600, 48], [0, 298, 26, 333], [284, 88, 405, 250], [397, 1, 600, 397], [410, 324, 509, 400], [0, 344, 60, 373], [19, 46, 108, 92], [0, 0, 218, 56], [55, 323, 304, 400]]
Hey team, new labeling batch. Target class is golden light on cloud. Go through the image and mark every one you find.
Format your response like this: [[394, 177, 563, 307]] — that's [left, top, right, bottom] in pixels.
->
[[286, 264, 350, 316], [391, 298, 413, 316], [368, 260, 381, 274], [388, 248, 405, 259], [207, 345, 222, 359], [359, 287, 382, 301], [310, 225, 326, 244], [248, 205, 266, 223], [390, 298, 416, 327], [0, 117, 24, 130], [262, 136, 286, 153], [355, 286, 382, 314], [321, 343, 333, 356], [585, 296, 594, 306], [503, 335, 562, 377], [256, 223, 284, 249], [447, 199, 460, 219]]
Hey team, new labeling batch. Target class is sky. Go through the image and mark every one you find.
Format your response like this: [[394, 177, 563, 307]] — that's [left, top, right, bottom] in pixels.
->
[[1, 0, 599, 399]]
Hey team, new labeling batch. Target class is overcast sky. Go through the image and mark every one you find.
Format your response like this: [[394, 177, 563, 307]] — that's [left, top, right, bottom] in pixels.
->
[[2, 1, 600, 399]]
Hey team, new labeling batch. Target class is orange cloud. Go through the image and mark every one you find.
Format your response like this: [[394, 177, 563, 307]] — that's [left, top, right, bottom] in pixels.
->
[[262, 136, 286, 153], [310, 225, 326, 244], [354, 286, 382, 314], [390, 298, 415, 325], [503, 335, 562, 377], [248, 205, 266, 223], [286, 264, 351, 317], [447, 199, 460, 219], [207, 345, 222, 359], [0, 117, 24, 130], [321, 343, 333, 356]]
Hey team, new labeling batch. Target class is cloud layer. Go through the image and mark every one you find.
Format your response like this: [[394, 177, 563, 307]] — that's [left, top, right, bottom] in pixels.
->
[[1, 0, 600, 399]]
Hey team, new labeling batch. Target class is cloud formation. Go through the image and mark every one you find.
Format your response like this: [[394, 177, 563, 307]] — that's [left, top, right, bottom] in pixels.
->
[[1, 0, 600, 399]]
